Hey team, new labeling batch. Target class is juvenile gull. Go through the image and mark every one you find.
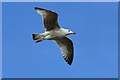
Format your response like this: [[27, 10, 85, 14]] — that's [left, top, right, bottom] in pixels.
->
[[32, 7, 76, 65]]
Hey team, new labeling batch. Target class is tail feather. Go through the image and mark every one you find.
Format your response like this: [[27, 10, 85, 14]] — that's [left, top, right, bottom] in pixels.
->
[[32, 34, 45, 43], [32, 34, 38, 40]]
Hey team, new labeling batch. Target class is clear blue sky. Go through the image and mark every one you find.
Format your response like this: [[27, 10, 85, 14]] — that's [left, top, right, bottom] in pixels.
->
[[0, 2, 2, 79], [2, 2, 118, 78]]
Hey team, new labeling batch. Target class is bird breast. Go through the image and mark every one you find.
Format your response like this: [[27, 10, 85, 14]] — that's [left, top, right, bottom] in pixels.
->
[[45, 28, 67, 40], [51, 28, 67, 37]]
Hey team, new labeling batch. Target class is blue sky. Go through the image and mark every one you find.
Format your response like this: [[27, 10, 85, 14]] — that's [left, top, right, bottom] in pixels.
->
[[1, 0, 120, 2], [0, 2, 2, 79], [2, 2, 118, 78]]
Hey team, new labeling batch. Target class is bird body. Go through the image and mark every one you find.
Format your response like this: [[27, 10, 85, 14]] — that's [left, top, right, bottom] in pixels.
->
[[32, 7, 75, 65]]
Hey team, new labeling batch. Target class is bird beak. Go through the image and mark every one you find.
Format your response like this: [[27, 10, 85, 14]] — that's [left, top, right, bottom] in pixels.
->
[[71, 32, 76, 34], [69, 31, 76, 34], [73, 32, 76, 34]]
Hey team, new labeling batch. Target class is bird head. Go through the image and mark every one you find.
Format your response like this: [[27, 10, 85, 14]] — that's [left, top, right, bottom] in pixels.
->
[[65, 29, 76, 35]]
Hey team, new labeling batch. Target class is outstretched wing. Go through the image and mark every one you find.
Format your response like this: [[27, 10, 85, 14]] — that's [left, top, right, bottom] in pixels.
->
[[35, 7, 60, 31], [55, 37, 74, 65]]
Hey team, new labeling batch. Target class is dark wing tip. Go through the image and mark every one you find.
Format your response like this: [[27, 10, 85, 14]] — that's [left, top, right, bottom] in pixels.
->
[[68, 63, 72, 65], [34, 7, 58, 17], [65, 59, 72, 65], [63, 55, 73, 65], [35, 7, 39, 10], [67, 58, 73, 65], [35, 7, 45, 11]]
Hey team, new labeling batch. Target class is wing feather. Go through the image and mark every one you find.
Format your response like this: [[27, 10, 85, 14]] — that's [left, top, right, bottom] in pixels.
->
[[35, 7, 60, 31], [55, 37, 74, 65]]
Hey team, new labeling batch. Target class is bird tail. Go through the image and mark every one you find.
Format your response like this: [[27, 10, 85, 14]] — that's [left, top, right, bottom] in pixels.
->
[[32, 34, 45, 43], [32, 34, 39, 40]]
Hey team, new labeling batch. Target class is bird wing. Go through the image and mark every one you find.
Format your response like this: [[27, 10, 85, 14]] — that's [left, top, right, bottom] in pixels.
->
[[35, 7, 60, 31], [55, 37, 74, 65]]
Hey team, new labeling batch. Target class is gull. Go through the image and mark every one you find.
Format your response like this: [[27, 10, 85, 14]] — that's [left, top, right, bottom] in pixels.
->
[[32, 7, 76, 65]]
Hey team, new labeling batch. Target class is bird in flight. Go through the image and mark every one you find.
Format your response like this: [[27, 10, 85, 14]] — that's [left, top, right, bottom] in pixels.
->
[[32, 7, 76, 65]]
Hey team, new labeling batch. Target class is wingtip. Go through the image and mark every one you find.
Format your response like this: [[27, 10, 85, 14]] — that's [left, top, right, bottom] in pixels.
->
[[65, 56, 73, 65], [64, 56, 73, 65], [68, 62, 72, 65], [35, 7, 39, 10], [35, 7, 45, 11], [67, 61, 73, 65]]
